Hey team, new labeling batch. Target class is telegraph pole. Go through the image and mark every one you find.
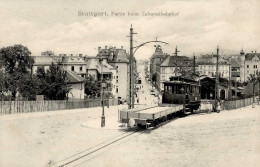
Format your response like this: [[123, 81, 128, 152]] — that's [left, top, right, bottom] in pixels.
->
[[215, 46, 219, 112], [128, 25, 137, 109], [193, 54, 196, 74], [228, 63, 232, 100], [174, 46, 180, 77]]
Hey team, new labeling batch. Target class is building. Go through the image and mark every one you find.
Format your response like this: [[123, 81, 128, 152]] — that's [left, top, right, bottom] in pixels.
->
[[230, 58, 240, 81], [149, 45, 169, 80], [97, 46, 130, 101], [197, 54, 230, 79], [156, 55, 193, 92], [31, 52, 60, 73], [60, 55, 87, 78], [86, 57, 117, 98], [240, 50, 260, 82], [66, 70, 85, 100]]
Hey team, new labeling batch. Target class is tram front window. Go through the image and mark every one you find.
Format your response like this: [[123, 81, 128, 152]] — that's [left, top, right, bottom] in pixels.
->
[[177, 85, 185, 94]]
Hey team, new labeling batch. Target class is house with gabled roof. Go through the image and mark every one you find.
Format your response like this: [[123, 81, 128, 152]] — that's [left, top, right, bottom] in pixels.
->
[[196, 54, 230, 79], [155, 55, 193, 92], [96, 46, 130, 101], [240, 50, 260, 82], [66, 70, 85, 100], [149, 45, 169, 80]]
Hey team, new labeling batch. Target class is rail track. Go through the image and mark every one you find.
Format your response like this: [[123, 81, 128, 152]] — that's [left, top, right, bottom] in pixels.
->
[[50, 112, 193, 167], [50, 129, 146, 167]]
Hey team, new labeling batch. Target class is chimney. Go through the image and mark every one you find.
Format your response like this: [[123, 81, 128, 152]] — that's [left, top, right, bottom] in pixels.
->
[[121, 46, 123, 49], [105, 46, 107, 49], [79, 54, 83, 57], [255, 51, 257, 53], [98, 47, 101, 52], [252, 51, 253, 53]]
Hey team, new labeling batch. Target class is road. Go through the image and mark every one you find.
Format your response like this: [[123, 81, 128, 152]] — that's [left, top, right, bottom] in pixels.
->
[[135, 63, 158, 106], [79, 105, 260, 167]]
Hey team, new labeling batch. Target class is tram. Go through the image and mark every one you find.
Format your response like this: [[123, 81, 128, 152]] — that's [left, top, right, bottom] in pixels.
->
[[162, 76, 201, 112]]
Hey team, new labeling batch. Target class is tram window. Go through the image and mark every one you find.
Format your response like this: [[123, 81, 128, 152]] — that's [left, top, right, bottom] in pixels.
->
[[169, 86, 172, 94], [177, 85, 185, 94], [164, 86, 168, 93], [187, 85, 190, 93]]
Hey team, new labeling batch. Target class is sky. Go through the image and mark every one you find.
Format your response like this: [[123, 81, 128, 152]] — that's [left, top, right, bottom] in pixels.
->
[[0, 0, 259, 59]]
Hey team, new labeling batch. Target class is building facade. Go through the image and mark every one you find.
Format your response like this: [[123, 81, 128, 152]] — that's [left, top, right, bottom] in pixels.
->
[[149, 45, 169, 81], [97, 46, 130, 101], [240, 50, 260, 82], [197, 55, 230, 79]]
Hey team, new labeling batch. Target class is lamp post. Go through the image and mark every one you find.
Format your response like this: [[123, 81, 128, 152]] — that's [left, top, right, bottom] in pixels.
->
[[99, 57, 106, 127]]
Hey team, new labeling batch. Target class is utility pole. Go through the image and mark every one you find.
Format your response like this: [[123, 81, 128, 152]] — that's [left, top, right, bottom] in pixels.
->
[[228, 63, 232, 100], [174, 46, 180, 77], [128, 25, 137, 109], [215, 46, 219, 112], [193, 54, 196, 74]]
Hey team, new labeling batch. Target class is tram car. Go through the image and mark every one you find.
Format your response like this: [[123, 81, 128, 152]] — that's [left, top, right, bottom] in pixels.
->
[[162, 76, 201, 112]]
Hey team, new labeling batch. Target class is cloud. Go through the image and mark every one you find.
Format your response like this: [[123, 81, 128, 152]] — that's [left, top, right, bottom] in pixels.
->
[[0, 0, 259, 59]]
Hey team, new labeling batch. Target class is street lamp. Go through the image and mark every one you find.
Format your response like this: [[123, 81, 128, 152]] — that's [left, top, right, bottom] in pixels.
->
[[99, 57, 106, 127]]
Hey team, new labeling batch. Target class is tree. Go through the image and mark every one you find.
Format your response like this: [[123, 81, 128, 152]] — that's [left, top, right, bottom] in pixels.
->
[[152, 73, 157, 83], [85, 75, 100, 98], [248, 73, 259, 97], [43, 63, 70, 100], [0, 45, 34, 99]]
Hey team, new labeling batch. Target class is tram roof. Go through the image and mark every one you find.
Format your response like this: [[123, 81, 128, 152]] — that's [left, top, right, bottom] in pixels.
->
[[164, 80, 200, 86]]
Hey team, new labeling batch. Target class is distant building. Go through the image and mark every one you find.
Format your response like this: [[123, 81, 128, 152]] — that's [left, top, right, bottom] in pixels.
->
[[66, 70, 85, 100], [97, 46, 130, 101], [197, 54, 230, 79], [60, 55, 87, 78], [149, 45, 169, 80], [230, 58, 240, 81], [240, 50, 260, 82], [156, 55, 193, 92], [86, 57, 117, 98]]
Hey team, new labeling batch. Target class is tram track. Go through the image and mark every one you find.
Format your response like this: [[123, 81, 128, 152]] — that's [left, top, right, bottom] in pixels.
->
[[50, 129, 146, 167]]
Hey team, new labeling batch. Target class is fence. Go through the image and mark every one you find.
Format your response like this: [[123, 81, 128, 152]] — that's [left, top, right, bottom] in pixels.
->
[[221, 97, 255, 110], [0, 98, 118, 115], [200, 97, 256, 112]]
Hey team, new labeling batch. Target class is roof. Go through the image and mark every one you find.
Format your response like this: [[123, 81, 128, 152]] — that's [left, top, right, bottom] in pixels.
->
[[160, 56, 192, 67], [245, 53, 260, 61], [113, 49, 129, 63], [230, 58, 240, 68], [61, 56, 86, 64], [196, 56, 229, 65], [31, 56, 58, 65], [86, 58, 113, 74], [66, 70, 85, 83]]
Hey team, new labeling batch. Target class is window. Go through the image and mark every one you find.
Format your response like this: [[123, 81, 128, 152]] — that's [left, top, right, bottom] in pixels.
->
[[71, 66, 74, 71], [162, 76, 165, 81], [247, 65, 249, 68], [79, 66, 83, 71], [161, 68, 165, 74], [116, 80, 118, 83], [116, 88, 118, 93]]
